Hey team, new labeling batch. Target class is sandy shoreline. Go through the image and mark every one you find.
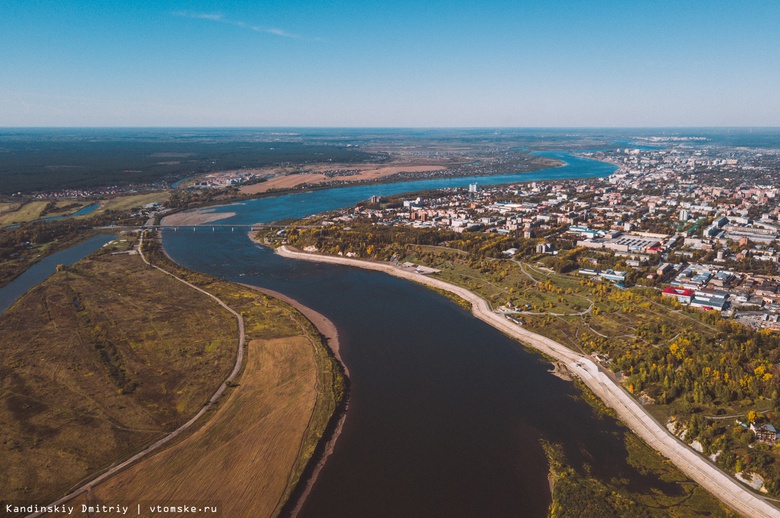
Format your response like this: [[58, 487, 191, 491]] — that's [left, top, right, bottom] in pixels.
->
[[240, 283, 350, 518], [275, 245, 779, 518], [241, 284, 347, 377], [239, 163, 450, 194], [161, 209, 236, 226], [244, 235, 352, 517]]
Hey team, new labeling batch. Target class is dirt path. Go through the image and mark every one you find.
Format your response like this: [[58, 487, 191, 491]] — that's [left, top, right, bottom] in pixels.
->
[[69, 334, 317, 518], [276, 246, 780, 518], [29, 233, 247, 518], [515, 259, 541, 285]]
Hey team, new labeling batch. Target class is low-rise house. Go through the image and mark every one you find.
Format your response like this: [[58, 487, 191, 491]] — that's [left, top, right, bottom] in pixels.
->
[[750, 423, 777, 442], [601, 269, 627, 282]]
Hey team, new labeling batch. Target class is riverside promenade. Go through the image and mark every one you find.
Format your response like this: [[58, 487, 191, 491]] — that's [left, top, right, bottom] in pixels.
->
[[277, 245, 780, 518]]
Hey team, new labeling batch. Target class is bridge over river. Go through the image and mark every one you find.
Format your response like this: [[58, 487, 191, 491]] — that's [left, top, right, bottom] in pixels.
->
[[94, 224, 318, 232]]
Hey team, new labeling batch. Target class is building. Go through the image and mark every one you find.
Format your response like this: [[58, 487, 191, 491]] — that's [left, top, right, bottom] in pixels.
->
[[536, 243, 554, 254], [690, 291, 728, 311], [663, 286, 694, 304], [750, 423, 777, 442]]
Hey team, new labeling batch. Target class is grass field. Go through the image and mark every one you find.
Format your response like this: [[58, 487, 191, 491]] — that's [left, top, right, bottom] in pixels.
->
[[0, 238, 239, 505], [128, 246, 345, 517], [401, 245, 717, 359], [0, 201, 41, 225], [96, 192, 169, 214], [0, 233, 343, 516], [68, 335, 318, 517], [0, 192, 169, 227]]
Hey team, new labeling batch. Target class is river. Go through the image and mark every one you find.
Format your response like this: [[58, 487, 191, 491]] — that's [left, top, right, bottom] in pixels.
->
[[159, 154, 686, 516], [0, 234, 116, 315], [171, 152, 615, 225]]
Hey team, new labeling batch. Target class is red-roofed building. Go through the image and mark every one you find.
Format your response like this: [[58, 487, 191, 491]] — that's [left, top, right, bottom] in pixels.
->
[[663, 286, 694, 304]]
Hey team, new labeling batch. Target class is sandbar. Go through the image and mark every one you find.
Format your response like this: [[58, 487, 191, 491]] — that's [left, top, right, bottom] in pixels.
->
[[161, 209, 236, 226], [240, 163, 449, 194]]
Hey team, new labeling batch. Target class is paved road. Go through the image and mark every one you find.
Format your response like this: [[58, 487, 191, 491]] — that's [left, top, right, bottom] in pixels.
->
[[278, 246, 780, 518]]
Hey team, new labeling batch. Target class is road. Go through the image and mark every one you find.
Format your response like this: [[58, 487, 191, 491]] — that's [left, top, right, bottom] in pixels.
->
[[277, 246, 780, 518], [29, 233, 247, 518]]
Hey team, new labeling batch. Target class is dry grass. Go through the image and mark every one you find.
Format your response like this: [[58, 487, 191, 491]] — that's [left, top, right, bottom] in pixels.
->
[[96, 192, 170, 214], [0, 201, 98, 226], [240, 161, 450, 194], [0, 192, 168, 226], [0, 246, 237, 504], [2, 235, 343, 518], [68, 335, 318, 517], [0, 201, 50, 225]]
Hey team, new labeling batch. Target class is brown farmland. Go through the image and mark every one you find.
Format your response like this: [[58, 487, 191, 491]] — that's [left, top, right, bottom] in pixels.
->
[[68, 335, 318, 517], [0, 244, 239, 505], [1, 236, 342, 517]]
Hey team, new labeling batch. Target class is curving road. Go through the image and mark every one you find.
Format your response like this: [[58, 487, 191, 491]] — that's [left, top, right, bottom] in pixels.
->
[[29, 233, 247, 518], [277, 246, 780, 518]]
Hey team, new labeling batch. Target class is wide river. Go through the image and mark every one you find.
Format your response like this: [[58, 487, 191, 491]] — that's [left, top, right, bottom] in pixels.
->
[[162, 154, 683, 516]]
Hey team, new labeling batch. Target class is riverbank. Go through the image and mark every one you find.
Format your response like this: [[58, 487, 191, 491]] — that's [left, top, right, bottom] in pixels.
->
[[144, 235, 347, 517], [160, 208, 237, 226], [240, 163, 451, 195], [3, 235, 239, 512], [245, 237, 351, 517], [7, 233, 342, 518], [275, 245, 780, 518], [242, 285, 350, 518]]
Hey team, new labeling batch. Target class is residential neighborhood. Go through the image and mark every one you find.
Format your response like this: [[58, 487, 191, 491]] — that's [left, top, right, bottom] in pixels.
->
[[302, 143, 780, 332]]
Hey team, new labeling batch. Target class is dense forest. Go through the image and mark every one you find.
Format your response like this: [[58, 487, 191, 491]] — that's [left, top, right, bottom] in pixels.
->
[[0, 131, 383, 193]]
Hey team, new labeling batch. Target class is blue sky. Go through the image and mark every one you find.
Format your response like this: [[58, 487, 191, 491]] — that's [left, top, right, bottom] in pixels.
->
[[1, 0, 778, 127]]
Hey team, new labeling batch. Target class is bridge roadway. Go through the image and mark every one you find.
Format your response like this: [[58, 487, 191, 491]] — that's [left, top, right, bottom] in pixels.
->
[[94, 223, 318, 232]]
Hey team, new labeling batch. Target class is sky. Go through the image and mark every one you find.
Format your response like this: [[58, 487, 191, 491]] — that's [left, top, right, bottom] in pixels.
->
[[1, 0, 779, 127]]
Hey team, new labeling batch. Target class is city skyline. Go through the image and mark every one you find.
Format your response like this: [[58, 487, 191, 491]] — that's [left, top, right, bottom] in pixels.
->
[[1, 0, 779, 127]]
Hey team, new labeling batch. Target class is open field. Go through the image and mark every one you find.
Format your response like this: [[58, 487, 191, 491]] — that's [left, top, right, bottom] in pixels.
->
[[0, 191, 168, 227], [239, 160, 454, 194], [67, 335, 317, 517], [0, 200, 91, 226], [1, 238, 238, 505], [96, 192, 170, 214], [0, 201, 51, 225], [2, 233, 344, 516]]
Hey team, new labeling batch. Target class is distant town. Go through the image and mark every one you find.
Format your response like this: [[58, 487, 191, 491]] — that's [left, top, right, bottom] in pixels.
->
[[295, 143, 780, 332]]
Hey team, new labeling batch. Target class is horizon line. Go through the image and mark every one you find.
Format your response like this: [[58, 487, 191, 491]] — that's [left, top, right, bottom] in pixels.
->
[[2, 125, 780, 130]]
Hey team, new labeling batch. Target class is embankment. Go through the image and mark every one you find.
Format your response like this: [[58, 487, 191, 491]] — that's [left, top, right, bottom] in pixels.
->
[[276, 245, 779, 518]]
